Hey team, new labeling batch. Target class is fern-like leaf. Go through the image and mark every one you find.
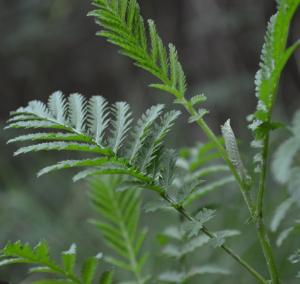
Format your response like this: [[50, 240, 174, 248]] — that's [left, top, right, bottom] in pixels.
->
[[272, 137, 300, 183], [137, 110, 180, 172], [68, 93, 87, 132], [89, 0, 187, 98], [5, 92, 179, 194], [89, 176, 149, 283], [270, 197, 294, 232], [109, 102, 132, 153], [158, 220, 234, 283], [172, 142, 234, 207], [250, 0, 300, 133], [249, 0, 300, 168], [48, 90, 68, 123], [0, 241, 109, 284], [88, 96, 110, 146], [128, 104, 164, 163]]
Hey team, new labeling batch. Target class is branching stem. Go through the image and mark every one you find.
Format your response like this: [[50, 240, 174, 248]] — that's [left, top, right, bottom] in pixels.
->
[[182, 98, 255, 215], [161, 193, 267, 284]]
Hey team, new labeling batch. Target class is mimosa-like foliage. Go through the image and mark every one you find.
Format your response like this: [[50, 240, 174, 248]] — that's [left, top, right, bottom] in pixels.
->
[[6, 92, 180, 188], [2, 0, 300, 283], [89, 0, 187, 99], [89, 177, 149, 283], [248, 0, 300, 170], [0, 241, 113, 284]]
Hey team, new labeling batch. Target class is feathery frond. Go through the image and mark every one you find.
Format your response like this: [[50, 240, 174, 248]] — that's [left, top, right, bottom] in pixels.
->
[[109, 101, 132, 154], [88, 96, 110, 146], [89, 176, 149, 284], [48, 90, 68, 123], [270, 109, 300, 259], [143, 140, 238, 282], [249, 0, 300, 167], [68, 93, 87, 132], [89, 0, 187, 99], [157, 217, 236, 283], [128, 104, 164, 163], [272, 109, 300, 185], [158, 265, 229, 283], [137, 110, 180, 173], [0, 241, 112, 284], [5, 92, 180, 193], [169, 142, 234, 207], [249, 0, 300, 133], [272, 137, 300, 183], [270, 198, 295, 232]]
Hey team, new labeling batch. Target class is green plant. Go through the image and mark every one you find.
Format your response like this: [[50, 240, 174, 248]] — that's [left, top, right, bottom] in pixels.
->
[[270, 110, 300, 277], [2, 0, 300, 283], [89, 176, 148, 284], [0, 241, 113, 284]]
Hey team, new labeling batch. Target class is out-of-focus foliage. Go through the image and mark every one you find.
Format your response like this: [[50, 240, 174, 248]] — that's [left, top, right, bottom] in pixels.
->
[[0, 241, 112, 284], [89, 177, 149, 284]]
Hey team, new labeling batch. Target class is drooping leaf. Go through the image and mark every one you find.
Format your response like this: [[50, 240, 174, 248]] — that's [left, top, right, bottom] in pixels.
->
[[272, 137, 300, 184], [270, 198, 294, 232]]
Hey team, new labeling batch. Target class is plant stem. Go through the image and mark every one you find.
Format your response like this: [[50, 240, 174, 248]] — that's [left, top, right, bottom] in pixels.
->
[[162, 193, 267, 284], [182, 99, 255, 215], [256, 134, 280, 284]]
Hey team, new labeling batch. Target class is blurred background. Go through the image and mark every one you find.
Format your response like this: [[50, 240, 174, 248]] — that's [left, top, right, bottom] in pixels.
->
[[0, 0, 300, 283]]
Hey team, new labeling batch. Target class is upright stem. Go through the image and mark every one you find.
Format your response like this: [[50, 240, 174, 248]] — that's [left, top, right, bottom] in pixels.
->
[[162, 193, 267, 284], [256, 134, 280, 284], [182, 99, 255, 216]]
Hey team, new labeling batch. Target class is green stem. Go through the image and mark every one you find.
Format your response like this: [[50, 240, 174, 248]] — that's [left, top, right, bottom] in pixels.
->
[[100, 0, 256, 217], [162, 193, 267, 284], [182, 99, 255, 215], [256, 134, 280, 284]]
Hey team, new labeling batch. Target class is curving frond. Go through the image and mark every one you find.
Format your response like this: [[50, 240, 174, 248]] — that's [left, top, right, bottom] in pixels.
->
[[89, 0, 187, 99], [137, 110, 180, 172], [5, 92, 179, 196], [168, 141, 234, 207], [270, 198, 294, 232], [144, 139, 237, 282], [89, 176, 149, 284], [270, 109, 300, 261], [272, 137, 300, 184], [249, 0, 300, 168], [158, 266, 229, 283], [249, 0, 300, 133], [157, 217, 236, 283], [0, 241, 112, 284], [272, 109, 300, 184], [128, 104, 164, 163]]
